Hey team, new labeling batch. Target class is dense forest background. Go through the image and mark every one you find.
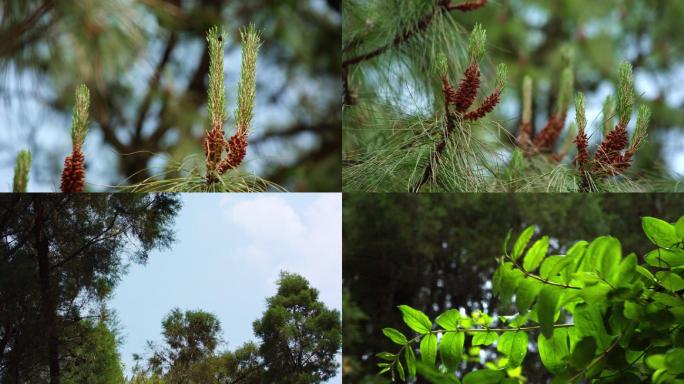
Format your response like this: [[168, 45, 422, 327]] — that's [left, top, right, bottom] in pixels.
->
[[343, 193, 684, 383], [0, 0, 341, 191], [343, 0, 684, 190]]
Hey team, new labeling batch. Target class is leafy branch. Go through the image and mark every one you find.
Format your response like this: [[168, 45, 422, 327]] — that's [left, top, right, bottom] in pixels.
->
[[377, 215, 684, 383]]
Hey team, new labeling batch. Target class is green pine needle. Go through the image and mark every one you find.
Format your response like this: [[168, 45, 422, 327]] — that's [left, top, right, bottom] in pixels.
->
[[12, 150, 32, 193], [495, 63, 507, 89], [602, 95, 615, 135], [468, 23, 486, 63], [631, 105, 650, 150], [71, 84, 90, 146], [234, 23, 262, 135], [207, 26, 227, 128], [616, 61, 634, 125], [436, 52, 448, 76], [522, 75, 533, 124], [574, 92, 586, 132]]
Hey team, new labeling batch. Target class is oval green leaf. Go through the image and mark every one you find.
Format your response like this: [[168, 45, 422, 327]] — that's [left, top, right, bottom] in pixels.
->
[[439, 331, 464, 371], [496, 331, 528, 368], [523, 236, 549, 272], [420, 333, 437, 366], [382, 327, 408, 345], [398, 305, 432, 334]]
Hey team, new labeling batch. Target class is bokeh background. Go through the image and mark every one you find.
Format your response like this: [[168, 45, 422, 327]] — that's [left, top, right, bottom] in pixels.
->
[[343, 193, 684, 383], [0, 0, 341, 192]]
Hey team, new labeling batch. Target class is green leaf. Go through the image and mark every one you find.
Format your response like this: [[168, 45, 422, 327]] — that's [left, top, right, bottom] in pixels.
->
[[569, 336, 597, 368], [405, 347, 416, 379], [512, 226, 535, 260], [496, 331, 528, 368], [383, 328, 408, 345], [645, 354, 665, 370], [537, 285, 561, 338], [583, 236, 621, 277], [561, 241, 588, 283], [656, 271, 684, 292], [494, 262, 524, 303], [515, 278, 542, 313], [642, 217, 679, 248], [600, 237, 622, 278], [398, 305, 432, 334], [462, 369, 505, 384], [623, 301, 645, 320], [538, 327, 570, 374], [676, 216, 684, 239], [439, 331, 464, 371], [396, 358, 406, 381], [574, 303, 610, 350], [523, 236, 549, 272], [541, 255, 576, 280], [420, 333, 437, 366], [635, 265, 656, 283], [652, 292, 683, 307], [436, 309, 461, 331], [645, 248, 684, 268], [472, 331, 498, 346], [665, 348, 684, 374], [611, 253, 637, 286], [579, 282, 611, 305], [539, 255, 562, 279], [376, 352, 395, 360]]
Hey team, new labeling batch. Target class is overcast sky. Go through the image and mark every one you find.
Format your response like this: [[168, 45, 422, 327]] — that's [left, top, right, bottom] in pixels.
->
[[110, 193, 342, 383]]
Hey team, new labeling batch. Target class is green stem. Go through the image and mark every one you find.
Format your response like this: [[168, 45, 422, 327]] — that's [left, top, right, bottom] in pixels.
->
[[504, 253, 581, 290]]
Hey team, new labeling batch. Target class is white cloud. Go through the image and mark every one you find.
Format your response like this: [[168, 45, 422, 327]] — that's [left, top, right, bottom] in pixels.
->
[[220, 194, 342, 309], [225, 195, 306, 239]]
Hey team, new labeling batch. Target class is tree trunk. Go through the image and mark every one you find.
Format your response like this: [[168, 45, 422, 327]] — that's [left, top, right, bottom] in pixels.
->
[[33, 198, 60, 384]]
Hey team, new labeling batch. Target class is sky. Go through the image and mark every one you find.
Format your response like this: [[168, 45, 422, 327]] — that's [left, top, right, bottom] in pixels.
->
[[110, 193, 342, 383]]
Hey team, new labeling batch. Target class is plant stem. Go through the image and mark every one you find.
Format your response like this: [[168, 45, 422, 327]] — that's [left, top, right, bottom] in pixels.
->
[[568, 334, 623, 382], [504, 254, 582, 290]]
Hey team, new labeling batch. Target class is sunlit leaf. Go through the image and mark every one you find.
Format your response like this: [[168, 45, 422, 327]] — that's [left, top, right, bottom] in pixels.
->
[[496, 331, 528, 368], [512, 226, 535, 260], [399, 305, 432, 334], [383, 328, 408, 345], [642, 217, 679, 248], [420, 333, 437, 366], [439, 331, 464, 371], [523, 236, 549, 272]]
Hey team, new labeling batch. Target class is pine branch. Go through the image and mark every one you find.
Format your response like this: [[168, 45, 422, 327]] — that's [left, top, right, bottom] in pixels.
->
[[342, 0, 487, 105]]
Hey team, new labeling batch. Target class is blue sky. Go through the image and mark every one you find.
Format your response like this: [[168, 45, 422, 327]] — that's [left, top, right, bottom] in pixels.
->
[[110, 193, 342, 383]]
